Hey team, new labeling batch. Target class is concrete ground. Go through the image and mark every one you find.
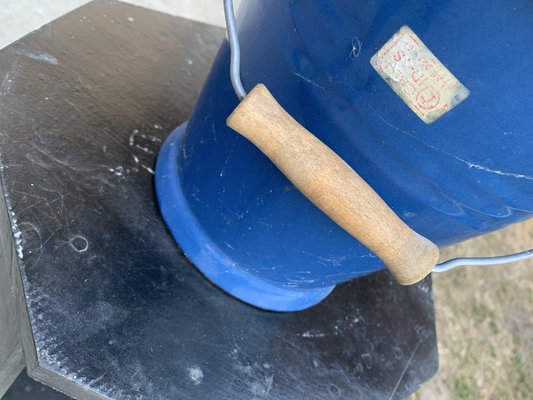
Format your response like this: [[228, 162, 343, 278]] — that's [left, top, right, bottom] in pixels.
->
[[1, 1, 531, 399], [0, 0, 240, 50]]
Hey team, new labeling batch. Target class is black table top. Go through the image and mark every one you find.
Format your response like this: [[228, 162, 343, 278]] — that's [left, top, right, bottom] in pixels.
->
[[0, 1, 438, 399]]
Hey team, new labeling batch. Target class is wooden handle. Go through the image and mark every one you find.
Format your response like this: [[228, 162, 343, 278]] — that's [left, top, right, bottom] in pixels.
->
[[227, 84, 439, 285]]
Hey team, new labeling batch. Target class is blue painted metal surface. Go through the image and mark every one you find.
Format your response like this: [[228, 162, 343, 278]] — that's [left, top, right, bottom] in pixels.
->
[[156, 0, 533, 311]]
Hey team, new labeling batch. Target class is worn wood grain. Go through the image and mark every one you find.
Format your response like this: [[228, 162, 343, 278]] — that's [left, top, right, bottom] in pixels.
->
[[0, 187, 24, 398], [227, 84, 440, 285]]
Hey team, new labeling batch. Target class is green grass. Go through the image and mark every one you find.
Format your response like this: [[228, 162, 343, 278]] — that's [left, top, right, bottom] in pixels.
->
[[454, 376, 475, 400]]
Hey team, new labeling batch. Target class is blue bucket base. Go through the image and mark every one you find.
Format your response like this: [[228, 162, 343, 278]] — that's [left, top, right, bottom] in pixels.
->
[[155, 123, 335, 312]]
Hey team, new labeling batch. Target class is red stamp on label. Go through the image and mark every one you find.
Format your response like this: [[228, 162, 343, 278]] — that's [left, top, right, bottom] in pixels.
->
[[370, 26, 469, 124]]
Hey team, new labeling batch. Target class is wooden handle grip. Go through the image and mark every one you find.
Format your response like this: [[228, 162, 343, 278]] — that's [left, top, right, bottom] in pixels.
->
[[226, 84, 439, 285]]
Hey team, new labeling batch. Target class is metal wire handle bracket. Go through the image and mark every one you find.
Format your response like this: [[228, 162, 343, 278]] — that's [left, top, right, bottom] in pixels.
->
[[224, 0, 247, 100], [222, 0, 533, 273]]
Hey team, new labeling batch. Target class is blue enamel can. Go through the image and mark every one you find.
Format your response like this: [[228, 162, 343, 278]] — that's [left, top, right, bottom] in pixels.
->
[[156, 0, 533, 311]]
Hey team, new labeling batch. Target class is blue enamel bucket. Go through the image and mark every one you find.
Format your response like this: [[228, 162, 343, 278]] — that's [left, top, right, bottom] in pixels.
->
[[156, 0, 533, 311]]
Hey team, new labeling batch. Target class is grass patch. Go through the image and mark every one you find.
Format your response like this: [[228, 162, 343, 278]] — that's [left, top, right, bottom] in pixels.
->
[[454, 376, 475, 400]]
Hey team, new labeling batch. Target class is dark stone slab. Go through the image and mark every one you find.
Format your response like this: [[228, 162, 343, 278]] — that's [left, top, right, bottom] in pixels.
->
[[0, 1, 438, 399]]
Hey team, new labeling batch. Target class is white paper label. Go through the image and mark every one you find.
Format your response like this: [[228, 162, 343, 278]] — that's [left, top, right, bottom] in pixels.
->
[[370, 25, 469, 124]]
